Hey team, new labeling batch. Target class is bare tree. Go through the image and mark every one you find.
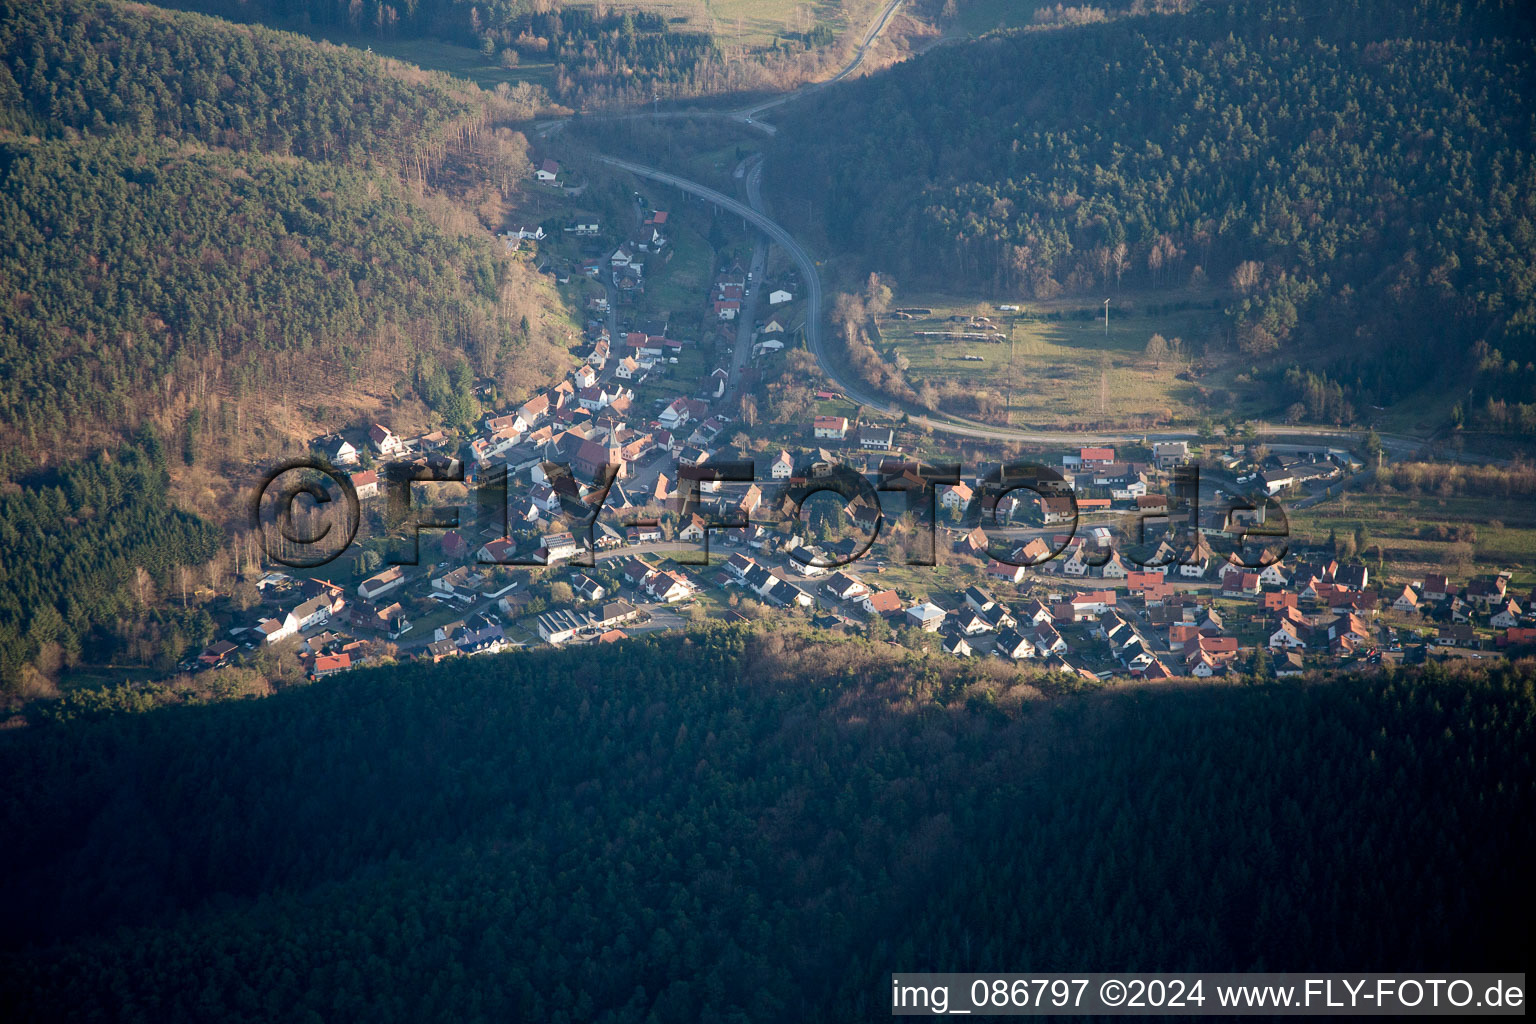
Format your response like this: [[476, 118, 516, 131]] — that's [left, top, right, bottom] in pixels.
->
[[864, 272, 894, 316], [132, 566, 154, 608], [1231, 259, 1264, 295]]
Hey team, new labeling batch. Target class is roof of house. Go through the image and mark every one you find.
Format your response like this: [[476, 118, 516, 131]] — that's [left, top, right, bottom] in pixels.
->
[[906, 601, 946, 621]]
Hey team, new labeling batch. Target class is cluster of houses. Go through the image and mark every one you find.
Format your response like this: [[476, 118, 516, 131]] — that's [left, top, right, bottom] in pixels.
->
[[225, 417, 1533, 686], [316, 423, 451, 476], [212, 571, 411, 681], [424, 612, 510, 663], [602, 208, 670, 298], [251, 161, 1477, 687]]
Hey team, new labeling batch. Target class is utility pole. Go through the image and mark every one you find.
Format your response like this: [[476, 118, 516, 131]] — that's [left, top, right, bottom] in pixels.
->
[[1006, 329, 1016, 414]]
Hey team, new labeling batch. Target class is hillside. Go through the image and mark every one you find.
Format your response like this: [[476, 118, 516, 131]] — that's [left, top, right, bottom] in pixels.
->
[[0, 434, 222, 695], [0, 0, 570, 466], [2, 627, 1532, 1020], [138, 0, 917, 107], [770, 0, 1536, 429]]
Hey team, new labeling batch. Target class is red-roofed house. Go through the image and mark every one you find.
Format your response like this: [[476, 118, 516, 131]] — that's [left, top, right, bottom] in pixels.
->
[[1068, 446, 1115, 469], [311, 653, 352, 679], [813, 416, 849, 440]]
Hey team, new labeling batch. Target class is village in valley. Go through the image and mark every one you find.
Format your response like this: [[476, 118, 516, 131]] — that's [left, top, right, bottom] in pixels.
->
[[217, 165, 1532, 689]]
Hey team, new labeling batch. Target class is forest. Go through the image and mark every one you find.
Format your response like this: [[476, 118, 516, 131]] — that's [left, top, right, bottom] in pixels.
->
[[151, 0, 728, 106], [1, 625, 1531, 1020], [0, 0, 563, 463], [0, 433, 222, 696], [771, 0, 1536, 425]]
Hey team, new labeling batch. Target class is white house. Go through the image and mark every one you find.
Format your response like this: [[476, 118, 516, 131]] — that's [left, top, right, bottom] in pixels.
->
[[986, 560, 1028, 584], [541, 532, 579, 563], [573, 574, 608, 602], [1268, 622, 1307, 649], [1067, 591, 1116, 617], [1153, 441, 1189, 468], [677, 514, 707, 544], [1258, 562, 1289, 587], [535, 159, 560, 183], [658, 398, 691, 431], [504, 224, 545, 244], [536, 608, 586, 645], [290, 594, 335, 632], [994, 628, 1036, 660], [861, 591, 903, 617], [369, 423, 404, 456], [357, 566, 405, 601], [1262, 469, 1296, 495], [325, 438, 360, 466], [255, 613, 299, 645], [942, 633, 972, 657], [823, 572, 870, 602], [768, 288, 793, 305], [770, 450, 794, 479], [905, 602, 947, 631], [1490, 600, 1523, 629], [643, 570, 696, 604], [813, 416, 849, 440], [939, 482, 974, 514], [350, 469, 379, 500]]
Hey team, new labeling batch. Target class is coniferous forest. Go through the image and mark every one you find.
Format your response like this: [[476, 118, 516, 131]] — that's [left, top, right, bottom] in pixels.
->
[[773, 0, 1536, 423], [1, 627, 1532, 1021], [0, 0, 538, 460], [0, 435, 221, 691], [1, 1, 1534, 1018], [152, 0, 724, 105]]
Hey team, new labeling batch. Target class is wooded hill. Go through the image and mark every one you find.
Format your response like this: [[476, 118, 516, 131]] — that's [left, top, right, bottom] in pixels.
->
[[0, 432, 222, 696], [143, 0, 903, 108], [2, 626, 1531, 1020], [0, 0, 565, 464], [150, 0, 725, 108], [771, 0, 1536, 427]]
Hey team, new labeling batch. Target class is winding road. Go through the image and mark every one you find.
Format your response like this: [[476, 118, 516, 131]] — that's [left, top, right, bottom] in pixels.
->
[[536, 0, 904, 138], [734, 0, 906, 122], [583, 1, 1442, 462], [600, 153, 1434, 458]]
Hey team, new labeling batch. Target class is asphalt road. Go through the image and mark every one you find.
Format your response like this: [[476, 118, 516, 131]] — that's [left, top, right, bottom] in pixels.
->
[[571, 1, 1467, 465], [535, 0, 905, 138], [734, 0, 905, 121], [602, 152, 1413, 457]]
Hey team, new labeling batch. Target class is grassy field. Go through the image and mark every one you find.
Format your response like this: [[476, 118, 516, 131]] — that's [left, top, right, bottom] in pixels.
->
[[566, 0, 884, 49], [876, 292, 1243, 429], [949, 0, 1049, 35], [645, 225, 716, 314], [1290, 491, 1536, 590], [303, 29, 556, 92]]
